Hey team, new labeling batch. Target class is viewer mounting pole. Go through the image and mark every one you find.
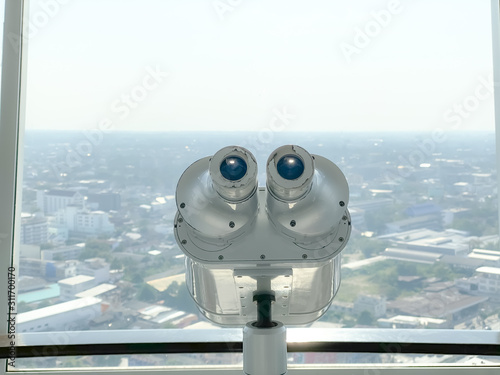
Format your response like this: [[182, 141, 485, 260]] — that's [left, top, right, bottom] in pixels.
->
[[243, 293, 287, 375]]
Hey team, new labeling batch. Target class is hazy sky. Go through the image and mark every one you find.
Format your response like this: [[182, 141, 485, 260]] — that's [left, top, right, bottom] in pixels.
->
[[22, 0, 496, 132]]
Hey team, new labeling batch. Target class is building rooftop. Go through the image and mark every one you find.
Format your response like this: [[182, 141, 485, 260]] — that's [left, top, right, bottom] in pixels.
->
[[148, 250, 162, 256], [18, 283, 60, 304], [387, 287, 488, 318], [444, 208, 470, 214], [384, 248, 442, 264], [468, 253, 500, 262], [379, 228, 438, 242], [18, 297, 101, 324], [75, 283, 117, 298], [46, 189, 78, 197], [441, 255, 486, 268], [476, 266, 500, 276], [471, 248, 500, 256], [147, 273, 185, 293], [58, 275, 95, 286], [379, 315, 447, 325]]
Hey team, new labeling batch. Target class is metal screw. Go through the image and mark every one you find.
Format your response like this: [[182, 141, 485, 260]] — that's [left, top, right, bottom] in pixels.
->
[[178, 217, 184, 223], [218, 255, 224, 260], [260, 254, 266, 260], [290, 220, 296, 227], [180, 203, 186, 208], [229, 221, 235, 228], [302, 254, 308, 259], [181, 239, 187, 245], [339, 237, 344, 242], [339, 201, 345, 207], [342, 215, 347, 221]]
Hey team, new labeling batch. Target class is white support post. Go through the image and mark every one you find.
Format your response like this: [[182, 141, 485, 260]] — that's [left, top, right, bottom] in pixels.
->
[[243, 321, 287, 375]]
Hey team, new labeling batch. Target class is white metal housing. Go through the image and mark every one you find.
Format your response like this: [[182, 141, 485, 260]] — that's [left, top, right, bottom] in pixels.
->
[[174, 145, 351, 325]]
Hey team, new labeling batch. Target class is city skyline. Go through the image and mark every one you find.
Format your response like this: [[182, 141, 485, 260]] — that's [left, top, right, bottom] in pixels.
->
[[13, 129, 500, 366]]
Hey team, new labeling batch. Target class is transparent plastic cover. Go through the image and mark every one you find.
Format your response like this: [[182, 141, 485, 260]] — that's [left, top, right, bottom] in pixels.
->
[[185, 256, 341, 326]]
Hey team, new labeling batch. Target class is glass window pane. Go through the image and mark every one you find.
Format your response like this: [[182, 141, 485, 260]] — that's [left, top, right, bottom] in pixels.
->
[[13, 0, 499, 370]]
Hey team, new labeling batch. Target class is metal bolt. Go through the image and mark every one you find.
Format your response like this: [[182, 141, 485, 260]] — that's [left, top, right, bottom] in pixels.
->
[[339, 237, 344, 242], [180, 203, 186, 209], [260, 254, 266, 260], [290, 220, 296, 227], [218, 255, 224, 260], [339, 201, 345, 207], [342, 215, 347, 221], [229, 221, 235, 228], [181, 239, 187, 245], [302, 254, 308, 259], [178, 217, 184, 223]]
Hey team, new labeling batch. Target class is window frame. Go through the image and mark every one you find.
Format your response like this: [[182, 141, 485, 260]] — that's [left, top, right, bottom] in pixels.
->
[[0, 0, 500, 374], [0, 0, 25, 373]]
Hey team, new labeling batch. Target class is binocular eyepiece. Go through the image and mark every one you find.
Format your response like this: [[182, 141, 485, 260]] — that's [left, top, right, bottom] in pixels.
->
[[208, 144, 315, 203], [266, 145, 315, 202], [209, 146, 258, 202], [176, 144, 349, 252]]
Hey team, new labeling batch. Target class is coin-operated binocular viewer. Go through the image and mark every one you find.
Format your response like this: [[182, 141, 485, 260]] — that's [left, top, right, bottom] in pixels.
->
[[174, 145, 351, 375]]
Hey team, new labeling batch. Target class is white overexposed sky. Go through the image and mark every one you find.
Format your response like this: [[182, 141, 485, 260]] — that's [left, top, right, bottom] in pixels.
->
[[22, 0, 495, 132]]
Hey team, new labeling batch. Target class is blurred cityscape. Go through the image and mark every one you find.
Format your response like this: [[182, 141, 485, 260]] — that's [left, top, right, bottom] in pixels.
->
[[15, 130, 500, 367]]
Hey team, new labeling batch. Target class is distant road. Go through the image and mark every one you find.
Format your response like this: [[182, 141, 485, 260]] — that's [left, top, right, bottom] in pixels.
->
[[342, 255, 386, 270]]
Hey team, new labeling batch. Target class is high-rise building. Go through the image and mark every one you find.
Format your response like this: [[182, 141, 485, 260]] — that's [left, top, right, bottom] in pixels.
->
[[20, 214, 48, 245], [41, 243, 85, 261], [55, 206, 114, 236], [37, 189, 85, 215]]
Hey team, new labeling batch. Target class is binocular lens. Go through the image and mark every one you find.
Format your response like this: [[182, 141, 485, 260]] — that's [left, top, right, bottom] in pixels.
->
[[210, 146, 258, 202], [220, 156, 247, 181], [277, 155, 304, 180]]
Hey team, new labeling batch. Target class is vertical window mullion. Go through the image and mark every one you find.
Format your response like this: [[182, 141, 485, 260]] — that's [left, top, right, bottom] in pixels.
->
[[0, 0, 25, 373], [493, 1, 500, 236]]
